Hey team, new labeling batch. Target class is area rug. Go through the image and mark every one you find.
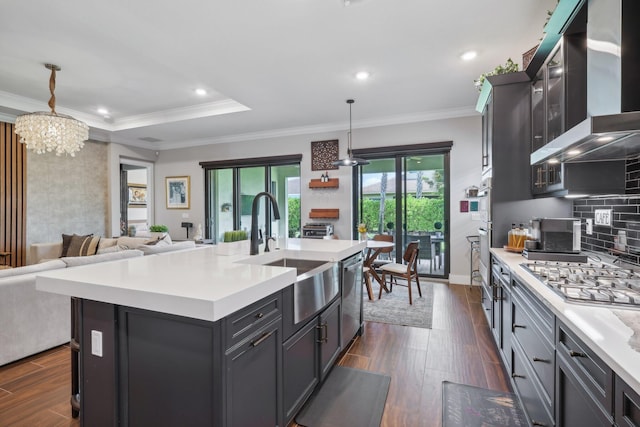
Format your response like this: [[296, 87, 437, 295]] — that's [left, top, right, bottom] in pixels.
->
[[442, 381, 528, 427], [296, 366, 391, 427], [363, 280, 434, 329]]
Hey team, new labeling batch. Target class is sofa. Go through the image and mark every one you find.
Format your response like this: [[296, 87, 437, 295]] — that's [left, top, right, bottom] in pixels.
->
[[29, 234, 197, 265], [1, 236, 199, 367]]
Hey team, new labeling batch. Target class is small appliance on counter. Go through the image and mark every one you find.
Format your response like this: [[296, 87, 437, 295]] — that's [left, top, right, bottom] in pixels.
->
[[522, 217, 586, 262]]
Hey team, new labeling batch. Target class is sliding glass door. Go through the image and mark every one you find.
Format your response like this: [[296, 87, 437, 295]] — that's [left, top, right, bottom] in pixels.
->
[[356, 149, 449, 278], [204, 158, 300, 244]]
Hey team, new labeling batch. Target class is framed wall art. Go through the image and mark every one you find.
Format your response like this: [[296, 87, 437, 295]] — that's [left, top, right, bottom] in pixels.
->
[[166, 176, 190, 209], [128, 184, 147, 206], [311, 139, 339, 171]]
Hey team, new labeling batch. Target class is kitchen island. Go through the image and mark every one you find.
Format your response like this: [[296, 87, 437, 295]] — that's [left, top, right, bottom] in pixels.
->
[[36, 238, 366, 427], [490, 248, 640, 426]]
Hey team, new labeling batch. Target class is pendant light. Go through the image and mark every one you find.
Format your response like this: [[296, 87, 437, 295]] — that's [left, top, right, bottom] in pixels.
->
[[332, 99, 369, 167]]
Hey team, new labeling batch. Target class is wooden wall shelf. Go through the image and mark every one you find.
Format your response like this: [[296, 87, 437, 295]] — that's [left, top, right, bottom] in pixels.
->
[[309, 209, 339, 219], [308, 178, 339, 189]]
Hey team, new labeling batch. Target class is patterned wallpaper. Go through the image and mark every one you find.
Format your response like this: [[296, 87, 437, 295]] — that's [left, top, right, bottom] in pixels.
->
[[573, 158, 640, 264], [26, 141, 109, 260]]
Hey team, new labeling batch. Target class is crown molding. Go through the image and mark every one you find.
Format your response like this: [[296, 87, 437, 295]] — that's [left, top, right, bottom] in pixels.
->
[[153, 105, 479, 150]]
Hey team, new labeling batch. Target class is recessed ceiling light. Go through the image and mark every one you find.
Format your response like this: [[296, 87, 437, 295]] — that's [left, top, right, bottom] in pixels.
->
[[97, 108, 109, 115], [567, 149, 581, 155], [461, 51, 477, 61], [548, 158, 559, 164], [355, 71, 370, 81], [195, 88, 207, 96]]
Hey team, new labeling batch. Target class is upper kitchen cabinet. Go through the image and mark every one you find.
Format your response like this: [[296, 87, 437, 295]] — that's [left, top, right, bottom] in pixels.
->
[[529, 0, 640, 166], [529, 2, 587, 152], [476, 72, 532, 203]]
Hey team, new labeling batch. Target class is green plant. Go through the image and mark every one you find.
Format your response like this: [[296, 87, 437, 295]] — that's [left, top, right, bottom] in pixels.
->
[[149, 224, 169, 232], [223, 230, 248, 242], [474, 58, 519, 91]]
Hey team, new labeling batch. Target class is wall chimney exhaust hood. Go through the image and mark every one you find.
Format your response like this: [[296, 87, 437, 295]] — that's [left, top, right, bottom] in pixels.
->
[[531, 0, 640, 165]]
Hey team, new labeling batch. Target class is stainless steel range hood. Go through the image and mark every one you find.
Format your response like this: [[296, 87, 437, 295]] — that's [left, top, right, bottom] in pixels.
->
[[531, 0, 640, 165]]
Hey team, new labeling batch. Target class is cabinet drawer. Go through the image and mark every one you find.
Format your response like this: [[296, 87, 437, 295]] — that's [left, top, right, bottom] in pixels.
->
[[615, 375, 640, 427], [557, 322, 613, 416], [492, 257, 510, 286], [511, 276, 554, 342], [225, 292, 282, 349], [512, 297, 554, 400], [511, 340, 554, 427]]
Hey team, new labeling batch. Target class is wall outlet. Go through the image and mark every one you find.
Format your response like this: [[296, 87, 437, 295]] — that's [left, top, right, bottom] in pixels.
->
[[182, 213, 189, 218], [91, 330, 103, 357], [586, 218, 593, 235]]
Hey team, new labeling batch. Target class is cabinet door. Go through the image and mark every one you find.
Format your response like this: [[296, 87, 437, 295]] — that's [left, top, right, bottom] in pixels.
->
[[282, 318, 319, 425], [319, 298, 341, 381], [531, 68, 546, 152], [225, 317, 282, 427], [500, 286, 512, 370], [546, 46, 564, 143], [615, 375, 640, 427], [556, 351, 613, 427]]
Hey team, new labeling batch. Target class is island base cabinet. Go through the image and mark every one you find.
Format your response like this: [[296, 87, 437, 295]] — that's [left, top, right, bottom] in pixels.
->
[[118, 307, 225, 427], [225, 316, 283, 427], [319, 298, 341, 382], [283, 318, 319, 425], [616, 375, 640, 427]]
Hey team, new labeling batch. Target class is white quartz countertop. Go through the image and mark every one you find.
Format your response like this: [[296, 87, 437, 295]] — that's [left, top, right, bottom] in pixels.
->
[[36, 239, 366, 322], [491, 248, 640, 394]]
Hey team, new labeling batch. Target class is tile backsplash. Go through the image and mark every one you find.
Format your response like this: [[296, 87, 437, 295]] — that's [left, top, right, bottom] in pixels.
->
[[573, 158, 640, 264]]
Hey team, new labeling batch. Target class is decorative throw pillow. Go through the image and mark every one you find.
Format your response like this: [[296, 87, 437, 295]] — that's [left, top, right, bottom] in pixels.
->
[[61, 234, 100, 257], [98, 237, 118, 250]]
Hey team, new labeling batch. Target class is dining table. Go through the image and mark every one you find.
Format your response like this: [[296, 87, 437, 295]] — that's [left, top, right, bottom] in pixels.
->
[[363, 240, 395, 296]]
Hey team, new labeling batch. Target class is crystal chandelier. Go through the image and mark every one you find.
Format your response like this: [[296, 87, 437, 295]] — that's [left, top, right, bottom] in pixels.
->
[[15, 64, 89, 157]]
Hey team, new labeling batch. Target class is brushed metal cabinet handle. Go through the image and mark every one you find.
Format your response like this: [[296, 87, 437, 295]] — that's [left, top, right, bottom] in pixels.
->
[[251, 331, 274, 347]]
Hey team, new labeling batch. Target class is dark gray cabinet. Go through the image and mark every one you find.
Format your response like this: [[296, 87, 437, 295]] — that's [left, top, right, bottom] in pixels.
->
[[225, 317, 283, 427], [555, 322, 613, 427], [478, 72, 532, 202], [282, 297, 341, 426], [283, 318, 319, 425], [319, 298, 341, 381], [616, 375, 640, 427], [511, 275, 555, 427], [488, 254, 640, 427]]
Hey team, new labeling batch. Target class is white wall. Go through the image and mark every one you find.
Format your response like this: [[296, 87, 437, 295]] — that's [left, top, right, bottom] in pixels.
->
[[152, 115, 482, 284]]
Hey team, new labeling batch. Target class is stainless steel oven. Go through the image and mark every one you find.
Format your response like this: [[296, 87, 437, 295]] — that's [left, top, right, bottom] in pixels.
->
[[477, 179, 491, 286], [478, 224, 491, 286]]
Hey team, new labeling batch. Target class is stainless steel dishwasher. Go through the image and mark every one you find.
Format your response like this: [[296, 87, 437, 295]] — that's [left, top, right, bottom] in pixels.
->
[[341, 252, 363, 348]]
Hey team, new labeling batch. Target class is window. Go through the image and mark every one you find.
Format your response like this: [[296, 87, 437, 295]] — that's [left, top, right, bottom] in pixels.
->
[[201, 155, 301, 243]]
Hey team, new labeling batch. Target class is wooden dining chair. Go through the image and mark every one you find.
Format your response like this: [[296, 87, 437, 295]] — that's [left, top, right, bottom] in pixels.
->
[[362, 267, 374, 300], [379, 241, 421, 304], [371, 234, 394, 268]]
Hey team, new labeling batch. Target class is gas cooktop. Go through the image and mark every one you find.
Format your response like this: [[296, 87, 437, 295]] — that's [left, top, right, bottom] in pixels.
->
[[521, 260, 640, 309]]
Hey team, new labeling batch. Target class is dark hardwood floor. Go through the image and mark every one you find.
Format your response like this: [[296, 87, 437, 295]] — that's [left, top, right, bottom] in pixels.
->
[[0, 283, 509, 427]]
